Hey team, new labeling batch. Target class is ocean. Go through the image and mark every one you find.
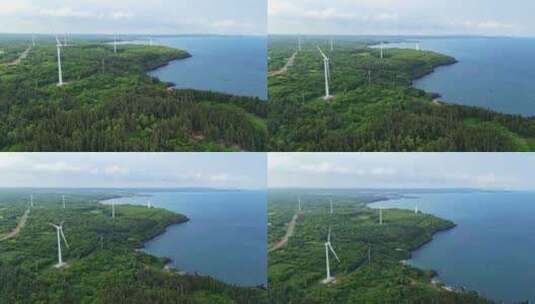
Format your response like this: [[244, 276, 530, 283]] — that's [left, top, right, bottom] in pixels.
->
[[370, 191, 535, 302], [381, 37, 535, 117], [102, 190, 267, 287], [148, 35, 267, 99]]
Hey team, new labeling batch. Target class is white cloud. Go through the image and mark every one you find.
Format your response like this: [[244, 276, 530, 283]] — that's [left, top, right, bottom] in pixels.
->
[[110, 11, 134, 20], [38, 7, 95, 18], [104, 165, 129, 176]]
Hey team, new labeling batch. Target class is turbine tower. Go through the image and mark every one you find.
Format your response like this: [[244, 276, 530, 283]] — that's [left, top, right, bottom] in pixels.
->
[[147, 200, 152, 208], [62, 195, 66, 209], [379, 207, 383, 225], [330, 199, 333, 215], [380, 42, 384, 59], [30, 195, 34, 208], [114, 36, 117, 54], [322, 226, 340, 284], [298, 197, 302, 212], [50, 222, 69, 268], [32, 35, 35, 47], [330, 38, 334, 51], [318, 47, 332, 100], [415, 204, 419, 214], [416, 43, 420, 51], [55, 36, 64, 86]]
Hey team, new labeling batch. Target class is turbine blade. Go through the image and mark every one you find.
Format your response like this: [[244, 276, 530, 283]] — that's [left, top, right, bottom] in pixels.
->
[[60, 228, 70, 249], [329, 243, 340, 262]]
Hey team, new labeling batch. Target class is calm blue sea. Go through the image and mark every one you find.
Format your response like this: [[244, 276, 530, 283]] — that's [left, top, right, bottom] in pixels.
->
[[148, 35, 267, 99], [103, 190, 267, 287], [371, 191, 535, 302], [381, 37, 535, 116]]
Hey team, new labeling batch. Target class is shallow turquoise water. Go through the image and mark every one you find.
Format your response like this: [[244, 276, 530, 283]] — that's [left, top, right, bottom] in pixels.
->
[[103, 190, 267, 287], [371, 191, 535, 302]]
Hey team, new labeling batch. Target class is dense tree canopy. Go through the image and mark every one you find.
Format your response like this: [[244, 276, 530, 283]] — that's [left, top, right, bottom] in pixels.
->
[[268, 37, 535, 152], [0, 38, 267, 152]]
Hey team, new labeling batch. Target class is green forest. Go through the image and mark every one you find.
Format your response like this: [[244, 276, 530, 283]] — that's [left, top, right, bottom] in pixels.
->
[[0, 36, 267, 152], [268, 36, 535, 152], [0, 190, 267, 303], [267, 190, 492, 303]]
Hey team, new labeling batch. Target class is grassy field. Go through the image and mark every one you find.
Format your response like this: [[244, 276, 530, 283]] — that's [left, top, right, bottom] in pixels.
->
[[0, 35, 267, 152], [268, 190, 492, 303], [0, 190, 267, 303], [268, 36, 535, 152]]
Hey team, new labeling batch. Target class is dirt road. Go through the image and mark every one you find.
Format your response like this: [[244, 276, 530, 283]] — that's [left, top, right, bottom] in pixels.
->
[[269, 213, 299, 252], [269, 51, 298, 77], [7, 46, 31, 66], [0, 208, 30, 241]]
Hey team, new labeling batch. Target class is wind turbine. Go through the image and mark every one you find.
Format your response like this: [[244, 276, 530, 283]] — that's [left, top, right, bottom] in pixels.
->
[[114, 36, 117, 54], [415, 204, 419, 214], [330, 199, 333, 215], [330, 38, 334, 51], [379, 207, 383, 225], [318, 46, 332, 100], [30, 195, 34, 208], [50, 222, 69, 268], [32, 35, 36, 47], [55, 36, 64, 86], [298, 197, 302, 212], [380, 42, 384, 59], [322, 225, 340, 284], [416, 43, 420, 51], [147, 200, 152, 208], [62, 195, 66, 209]]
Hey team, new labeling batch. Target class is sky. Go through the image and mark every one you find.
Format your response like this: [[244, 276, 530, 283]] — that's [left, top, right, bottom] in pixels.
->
[[0, 153, 266, 189], [0, 0, 266, 35], [269, 0, 535, 36], [268, 153, 535, 190]]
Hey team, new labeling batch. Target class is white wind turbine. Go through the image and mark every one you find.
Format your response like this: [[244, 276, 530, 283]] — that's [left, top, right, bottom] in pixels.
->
[[147, 200, 152, 208], [379, 207, 384, 225], [414, 204, 419, 214], [380, 42, 384, 59], [298, 197, 302, 212], [55, 36, 64, 86], [32, 35, 36, 47], [114, 36, 117, 54], [50, 222, 69, 268], [330, 199, 333, 215], [416, 43, 420, 51], [62, 195, 66, 209], [318, 46, 332, 100], [30, 195, 34, 208], [330, 38, 334, 51], [322, 225, 340, 284]]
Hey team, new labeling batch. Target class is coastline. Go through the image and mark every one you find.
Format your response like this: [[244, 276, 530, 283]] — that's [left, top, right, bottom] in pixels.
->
[[366, 198, 477, 297]]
